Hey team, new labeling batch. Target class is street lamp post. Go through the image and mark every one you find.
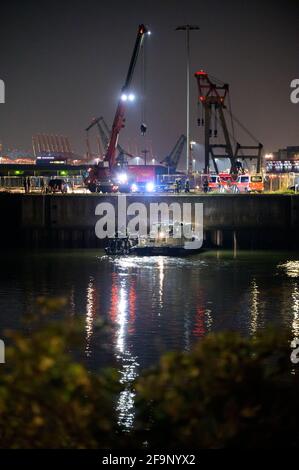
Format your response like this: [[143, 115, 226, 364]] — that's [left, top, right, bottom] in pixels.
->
[[141, 149, 149, 166], [190, 141, 196, 172], [176, 25, 200, 174]]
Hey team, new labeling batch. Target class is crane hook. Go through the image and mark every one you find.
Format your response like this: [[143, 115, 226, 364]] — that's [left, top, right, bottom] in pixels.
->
[[140, 123, 147, 135]]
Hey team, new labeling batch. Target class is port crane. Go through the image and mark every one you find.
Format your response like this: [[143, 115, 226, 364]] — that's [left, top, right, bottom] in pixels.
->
[[160, 134, 187, 173], [85, 116, 137, 165], [195, 71, 262, 176], [85, 116, 125, 159], [88, 116, 187, 175], [85, 24, 148, 192]]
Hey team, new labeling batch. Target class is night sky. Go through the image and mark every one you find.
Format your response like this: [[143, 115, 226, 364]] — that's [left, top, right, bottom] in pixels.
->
[[0, 0, 298, 164]]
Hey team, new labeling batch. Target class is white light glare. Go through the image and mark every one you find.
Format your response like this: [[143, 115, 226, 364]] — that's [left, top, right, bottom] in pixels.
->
[[146, 182, 155, 192], [121, 93, 135, 102], [118, 173, 128, 184]]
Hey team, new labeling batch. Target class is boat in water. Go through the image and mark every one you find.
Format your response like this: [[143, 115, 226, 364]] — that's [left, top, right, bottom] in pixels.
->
[[105, 222, 203, 256]]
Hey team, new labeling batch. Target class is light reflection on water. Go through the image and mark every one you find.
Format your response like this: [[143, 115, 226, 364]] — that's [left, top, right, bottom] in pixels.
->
[[85, 277, 96, 357], [278, 260, 299, 278], [1, 250, 299, 429], [250, 278, 260, 335], [291, 284, 299, 340]]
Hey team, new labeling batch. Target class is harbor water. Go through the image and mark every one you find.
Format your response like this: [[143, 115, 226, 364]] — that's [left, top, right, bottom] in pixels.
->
[[0, 249, 299, 428]]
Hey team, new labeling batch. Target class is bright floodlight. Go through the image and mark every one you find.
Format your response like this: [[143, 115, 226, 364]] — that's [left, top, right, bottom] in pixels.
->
[[147, 31, 152, 35], [121, 93, 128, 101], [146, 182, 155, 192], [118, 173, 128, 184], [128, 93, 135, 102]]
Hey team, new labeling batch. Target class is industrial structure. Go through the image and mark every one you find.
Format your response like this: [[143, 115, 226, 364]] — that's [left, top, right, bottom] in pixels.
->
[[85, 24, 150, 192], [195, 71, 263, 176], [4, 24, 298, 195], [265, 146, 299, 174], [32, 134, 76, 164], [160, 135, 187, 173]]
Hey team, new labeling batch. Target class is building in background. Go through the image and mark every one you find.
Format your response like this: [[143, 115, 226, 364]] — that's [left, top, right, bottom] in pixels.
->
[[32, 134, 78, 165], [265, 146, 299, 173], [264, 146, 299, 191]]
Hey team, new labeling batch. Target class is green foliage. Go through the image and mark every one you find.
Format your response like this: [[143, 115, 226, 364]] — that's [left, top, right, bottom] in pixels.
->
[[134, 329, 299, 448], [266, 189, 298, 195], [0, 298, 119, 449]]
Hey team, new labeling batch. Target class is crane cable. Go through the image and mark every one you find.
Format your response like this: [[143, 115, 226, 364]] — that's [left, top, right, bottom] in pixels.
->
[[228, 92, 236, 143], [140, 40, 147, 132], [224, 107, 260, 145], [206, 74, 260, 143], [205, 73, 257, 169], [214, 113, 244, 159]]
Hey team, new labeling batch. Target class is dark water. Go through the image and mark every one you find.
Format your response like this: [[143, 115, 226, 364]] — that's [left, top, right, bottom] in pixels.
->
[[1, 250, 299, 428]]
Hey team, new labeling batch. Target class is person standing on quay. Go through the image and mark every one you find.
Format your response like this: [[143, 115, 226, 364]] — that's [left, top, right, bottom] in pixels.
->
[[27, 177, 31, 193], [23, 177, 27, 193], [40, 178, 45, 193]]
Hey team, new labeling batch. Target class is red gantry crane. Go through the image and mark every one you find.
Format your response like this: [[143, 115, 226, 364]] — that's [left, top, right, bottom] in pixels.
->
[[85, 24, 148, 193], [195, 70, 262, 177]]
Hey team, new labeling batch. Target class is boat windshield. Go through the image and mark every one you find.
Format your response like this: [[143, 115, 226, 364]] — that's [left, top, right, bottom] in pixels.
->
[[147, 222, 193, 242]]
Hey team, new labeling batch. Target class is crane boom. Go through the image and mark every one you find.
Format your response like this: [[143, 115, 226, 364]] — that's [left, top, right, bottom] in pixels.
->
[[104, 24, 147, 168], [84, 24, 148, 193], [160, 135, 186, 172], [86, 116, 136, 159]]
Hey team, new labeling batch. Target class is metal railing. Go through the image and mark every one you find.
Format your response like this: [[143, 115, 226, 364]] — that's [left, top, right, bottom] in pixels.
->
[[0, 176, 84, 191]]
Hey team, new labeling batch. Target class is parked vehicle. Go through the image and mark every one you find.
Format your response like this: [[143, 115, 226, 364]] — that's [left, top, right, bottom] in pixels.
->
[[47, 179, 69, 194], [233, 174, 264, 193], [208, 175, 220, 191]]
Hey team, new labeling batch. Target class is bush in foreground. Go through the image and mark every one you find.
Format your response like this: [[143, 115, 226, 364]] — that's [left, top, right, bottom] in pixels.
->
[[0, 304, 119, 449], [135, 329, 299, 448]]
